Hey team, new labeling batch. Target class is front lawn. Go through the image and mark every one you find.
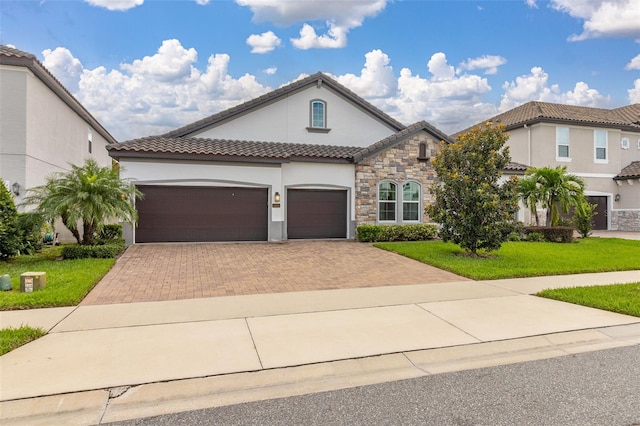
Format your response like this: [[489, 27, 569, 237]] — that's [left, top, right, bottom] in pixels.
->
[[538, 283, 640, 317], [375, 238, 640, 280], [0, 246, 115, 310], [0, 326, 47, 355]]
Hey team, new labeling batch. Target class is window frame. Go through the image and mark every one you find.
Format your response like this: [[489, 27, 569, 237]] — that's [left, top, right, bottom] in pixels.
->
[[307, 99, 330, 133], [377, 181, 397, 223], [594, 129, 608, 163], [377, 180, 422, 224], [401, 181, 421, 223], [555, 126, 570, 162]]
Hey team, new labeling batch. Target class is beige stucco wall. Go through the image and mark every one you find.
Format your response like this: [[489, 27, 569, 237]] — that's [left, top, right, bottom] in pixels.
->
[[355, 132, 440, 225]]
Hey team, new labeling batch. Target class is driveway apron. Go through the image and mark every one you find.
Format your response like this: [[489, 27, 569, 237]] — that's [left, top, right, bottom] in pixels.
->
[[81, 241, 469, 305]]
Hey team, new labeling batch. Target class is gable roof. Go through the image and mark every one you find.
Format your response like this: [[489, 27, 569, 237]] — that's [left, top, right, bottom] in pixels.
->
[[162, 72, 406, 138], [455, 101, 640, 136], [352, 120, 451, 163], [0, 45, 117, 144], [107, 136, 362, 163], [615, 161, 640, 181]]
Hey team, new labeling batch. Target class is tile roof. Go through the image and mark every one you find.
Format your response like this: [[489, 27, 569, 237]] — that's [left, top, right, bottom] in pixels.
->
[[0, 45, 117, 144], [352, 120, 451, 163], [107, 136, 363, 163], [454, 101, 640, 136], [615, 161, 640, 180], [162, 72, 406, 138], [504, 162, 529, 173]]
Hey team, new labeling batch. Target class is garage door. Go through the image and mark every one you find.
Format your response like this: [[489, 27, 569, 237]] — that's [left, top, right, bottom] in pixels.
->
[[135, 186, 268, 243], [587, 196, 608, 230], [287, 189, 347, 239]]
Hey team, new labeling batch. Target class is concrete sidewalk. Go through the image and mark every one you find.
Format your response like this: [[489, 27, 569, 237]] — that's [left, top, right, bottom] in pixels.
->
[[1, 271, 639, 424]]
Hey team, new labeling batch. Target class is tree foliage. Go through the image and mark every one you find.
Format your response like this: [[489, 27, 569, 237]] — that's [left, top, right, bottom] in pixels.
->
[[519, 166, 585, 227], [0, 181, 21, 260], [21, 159, 142, 245], [426, 123, 519, 256]]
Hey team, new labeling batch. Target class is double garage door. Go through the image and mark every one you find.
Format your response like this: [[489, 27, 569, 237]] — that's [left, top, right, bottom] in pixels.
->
[[135, 186, 347, 243]]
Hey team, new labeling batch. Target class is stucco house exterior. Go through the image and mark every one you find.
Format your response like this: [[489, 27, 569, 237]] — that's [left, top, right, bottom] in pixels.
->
[[462, 101, 640, 231], [0, 45, 115, 212], [107, 73, 454, 244]]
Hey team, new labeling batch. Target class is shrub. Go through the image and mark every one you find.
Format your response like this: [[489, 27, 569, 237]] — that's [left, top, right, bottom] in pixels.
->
[[17, 212, 45, 255], [0, 182, 21, 260], [525, 232, 546, 242], [356, 224, 438, 242], [524, 226, 574, 243], [573, 201, 597, 238], [62, 240, 125, 259], [98, 224, 123, 241]]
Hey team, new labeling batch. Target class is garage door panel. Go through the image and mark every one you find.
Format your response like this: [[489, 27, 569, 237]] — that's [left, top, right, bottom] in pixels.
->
[[287, 189, 347, 239], [136, 186, 268, 243]]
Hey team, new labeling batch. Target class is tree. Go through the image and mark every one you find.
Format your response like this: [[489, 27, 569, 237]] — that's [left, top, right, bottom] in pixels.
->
[[521, 166, 585, 227], [517, 175, 542, 226], [573, 199, 597, 238], [426, 123, 519, 256], [22, 159, 142, 245], [0, 181, 21, 260]]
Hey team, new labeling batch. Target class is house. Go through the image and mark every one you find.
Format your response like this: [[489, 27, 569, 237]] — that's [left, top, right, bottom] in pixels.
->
[[107, 73, 453, 244], [460, 101, 640, 231], [0, 45, 115, 224]]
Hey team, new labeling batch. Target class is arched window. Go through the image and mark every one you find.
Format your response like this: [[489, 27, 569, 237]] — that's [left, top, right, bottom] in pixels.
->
[[310, 100, 326, 128], [378, 181, 397, 222], [402, 182, 420, 222]]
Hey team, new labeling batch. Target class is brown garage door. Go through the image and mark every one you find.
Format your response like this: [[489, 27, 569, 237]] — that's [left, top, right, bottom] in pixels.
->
[[587, 196, 608, 230], [135, 186, 268, 243], [287, 189, 347, 239]]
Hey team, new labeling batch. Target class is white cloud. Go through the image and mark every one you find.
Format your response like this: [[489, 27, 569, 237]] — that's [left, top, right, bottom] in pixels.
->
[[525, 0, 538, 8], [263, 67, 277, 75], [458, 55, 507, 75], [629, 79, 640, 102], [334, 49, 396, 98], [550, 0, 640, 41], [625, 53, 640, 70], [246, 31, 281, 54], [46, 41, 270, 141], [236, 0, 387, 49], [500, 67, 609, 111], [42, 47, 84, 93], [195, 0, 210, 4], [83, 0, 143, 11]]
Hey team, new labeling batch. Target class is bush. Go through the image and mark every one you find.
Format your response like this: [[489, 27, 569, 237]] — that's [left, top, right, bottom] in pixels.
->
[[525, 232, 546, 242], [17, 212, 45, 255], [98, 224, 123, 240], [62, 240, 125, 259], [0, 182, 21, 260], [356, 224, 438, 242], [524, 226, 574, 243], [573, 201, 597, 238]]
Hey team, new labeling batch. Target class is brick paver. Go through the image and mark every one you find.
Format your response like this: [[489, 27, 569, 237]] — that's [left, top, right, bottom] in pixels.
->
[[81, 241, 469, 305]]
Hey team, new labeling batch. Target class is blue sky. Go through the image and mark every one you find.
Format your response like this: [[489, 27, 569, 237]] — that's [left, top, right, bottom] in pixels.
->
[[1, 0, 639, 141]]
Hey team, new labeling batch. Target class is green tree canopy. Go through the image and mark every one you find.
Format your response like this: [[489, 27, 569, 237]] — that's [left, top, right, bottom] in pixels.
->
[[0, 181, 21, 260], [519, 166, 585, 227], [427, 123, 519, 256], [21, 159, 142, 245]]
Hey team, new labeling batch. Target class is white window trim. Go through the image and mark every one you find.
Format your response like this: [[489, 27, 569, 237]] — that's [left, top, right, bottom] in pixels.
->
[[594, 129, 608, 164], [377, 180, 423, 224], [555, 126, 571, 162], [621, 137, 630, 150], [309, 99, 327, 129], [377, 180, 398, 223], [401, 181, 422, 223]]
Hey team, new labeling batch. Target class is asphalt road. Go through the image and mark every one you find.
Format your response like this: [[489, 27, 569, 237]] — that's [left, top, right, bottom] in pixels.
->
[[106, 346, 640, 426]]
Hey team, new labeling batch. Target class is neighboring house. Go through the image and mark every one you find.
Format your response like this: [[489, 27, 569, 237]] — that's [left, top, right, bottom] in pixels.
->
[[460, 101, 640, 231], [0, 45, 115, 226], [107, 73, 453, 244]]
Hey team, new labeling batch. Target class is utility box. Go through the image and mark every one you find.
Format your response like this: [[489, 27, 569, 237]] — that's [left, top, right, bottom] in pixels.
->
[[20, 272, 46, 292]]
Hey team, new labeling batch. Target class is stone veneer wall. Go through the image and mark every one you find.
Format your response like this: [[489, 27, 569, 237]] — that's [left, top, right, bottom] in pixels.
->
[[611, 210, 640, 231], [355, 133, 441, 225]]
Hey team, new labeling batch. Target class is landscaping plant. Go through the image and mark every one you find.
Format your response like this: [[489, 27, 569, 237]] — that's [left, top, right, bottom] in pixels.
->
[[0, 181, 22, 260]]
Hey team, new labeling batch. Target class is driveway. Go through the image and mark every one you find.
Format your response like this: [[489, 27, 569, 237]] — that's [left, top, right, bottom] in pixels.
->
[[81, 241, 469, 305]]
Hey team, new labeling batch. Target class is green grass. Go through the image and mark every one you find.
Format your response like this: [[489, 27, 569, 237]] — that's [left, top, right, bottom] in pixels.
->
[[538, 283, 640, 317], [0, 325, 47, 355], [375, 238, 640, 280], [0, 246, 115, 310]]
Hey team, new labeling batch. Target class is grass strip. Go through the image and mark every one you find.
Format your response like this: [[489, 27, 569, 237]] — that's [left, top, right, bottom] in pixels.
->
[[0, 326, 47, 355], [538, 282, 640, 317]]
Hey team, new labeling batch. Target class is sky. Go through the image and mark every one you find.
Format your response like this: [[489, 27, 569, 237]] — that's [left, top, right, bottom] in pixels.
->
[[1, 0, 640, 142]]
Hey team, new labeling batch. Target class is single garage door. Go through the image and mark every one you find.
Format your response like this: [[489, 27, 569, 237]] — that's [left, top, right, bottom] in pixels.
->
[[135, 186, 268, 243], [287, 189, 347, 239]]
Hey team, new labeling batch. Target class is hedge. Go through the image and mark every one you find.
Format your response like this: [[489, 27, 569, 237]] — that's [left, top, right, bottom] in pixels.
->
[[523, 226, 575, 243], [356, 224, 439, 242], [62, 240, 125, 259]]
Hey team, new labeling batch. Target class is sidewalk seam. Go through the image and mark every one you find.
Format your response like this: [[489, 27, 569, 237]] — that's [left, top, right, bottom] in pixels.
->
[[245, 318, 264, 370]]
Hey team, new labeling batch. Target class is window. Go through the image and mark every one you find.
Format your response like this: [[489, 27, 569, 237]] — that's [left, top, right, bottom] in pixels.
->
[[402, 182, 420, 221], [556, 127, 570, 160], [88, 128, 93, 154], [621, 137, 630, 149], [311, 100, 326, 128], [377, 181, 422, 223], [378, 182, 397, 222], [594, 130, 607, 162]]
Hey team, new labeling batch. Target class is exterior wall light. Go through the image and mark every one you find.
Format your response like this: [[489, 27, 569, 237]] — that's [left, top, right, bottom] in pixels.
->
[[614, 193, 621, 202], [274, 192, 281, 203], [12, 182, 20, 196]]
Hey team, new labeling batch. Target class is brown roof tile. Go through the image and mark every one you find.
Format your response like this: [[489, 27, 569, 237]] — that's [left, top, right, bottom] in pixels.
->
[[107, 136, 363, 163], [162, 72, 405, 138], [615, 161, 640, 180]]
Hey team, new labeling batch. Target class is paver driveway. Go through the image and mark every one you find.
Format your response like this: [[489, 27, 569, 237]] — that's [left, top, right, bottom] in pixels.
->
[[81, 241, 469, 305]]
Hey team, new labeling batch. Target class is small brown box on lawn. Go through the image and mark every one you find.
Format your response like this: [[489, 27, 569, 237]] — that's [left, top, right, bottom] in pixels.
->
[[20, 272, 46, 292]]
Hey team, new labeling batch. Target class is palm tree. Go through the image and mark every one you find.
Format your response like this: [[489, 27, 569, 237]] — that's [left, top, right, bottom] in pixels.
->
[[517, 175, 542, 226], [22, 159, 142, 245], [524, 166, 585, 227]]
